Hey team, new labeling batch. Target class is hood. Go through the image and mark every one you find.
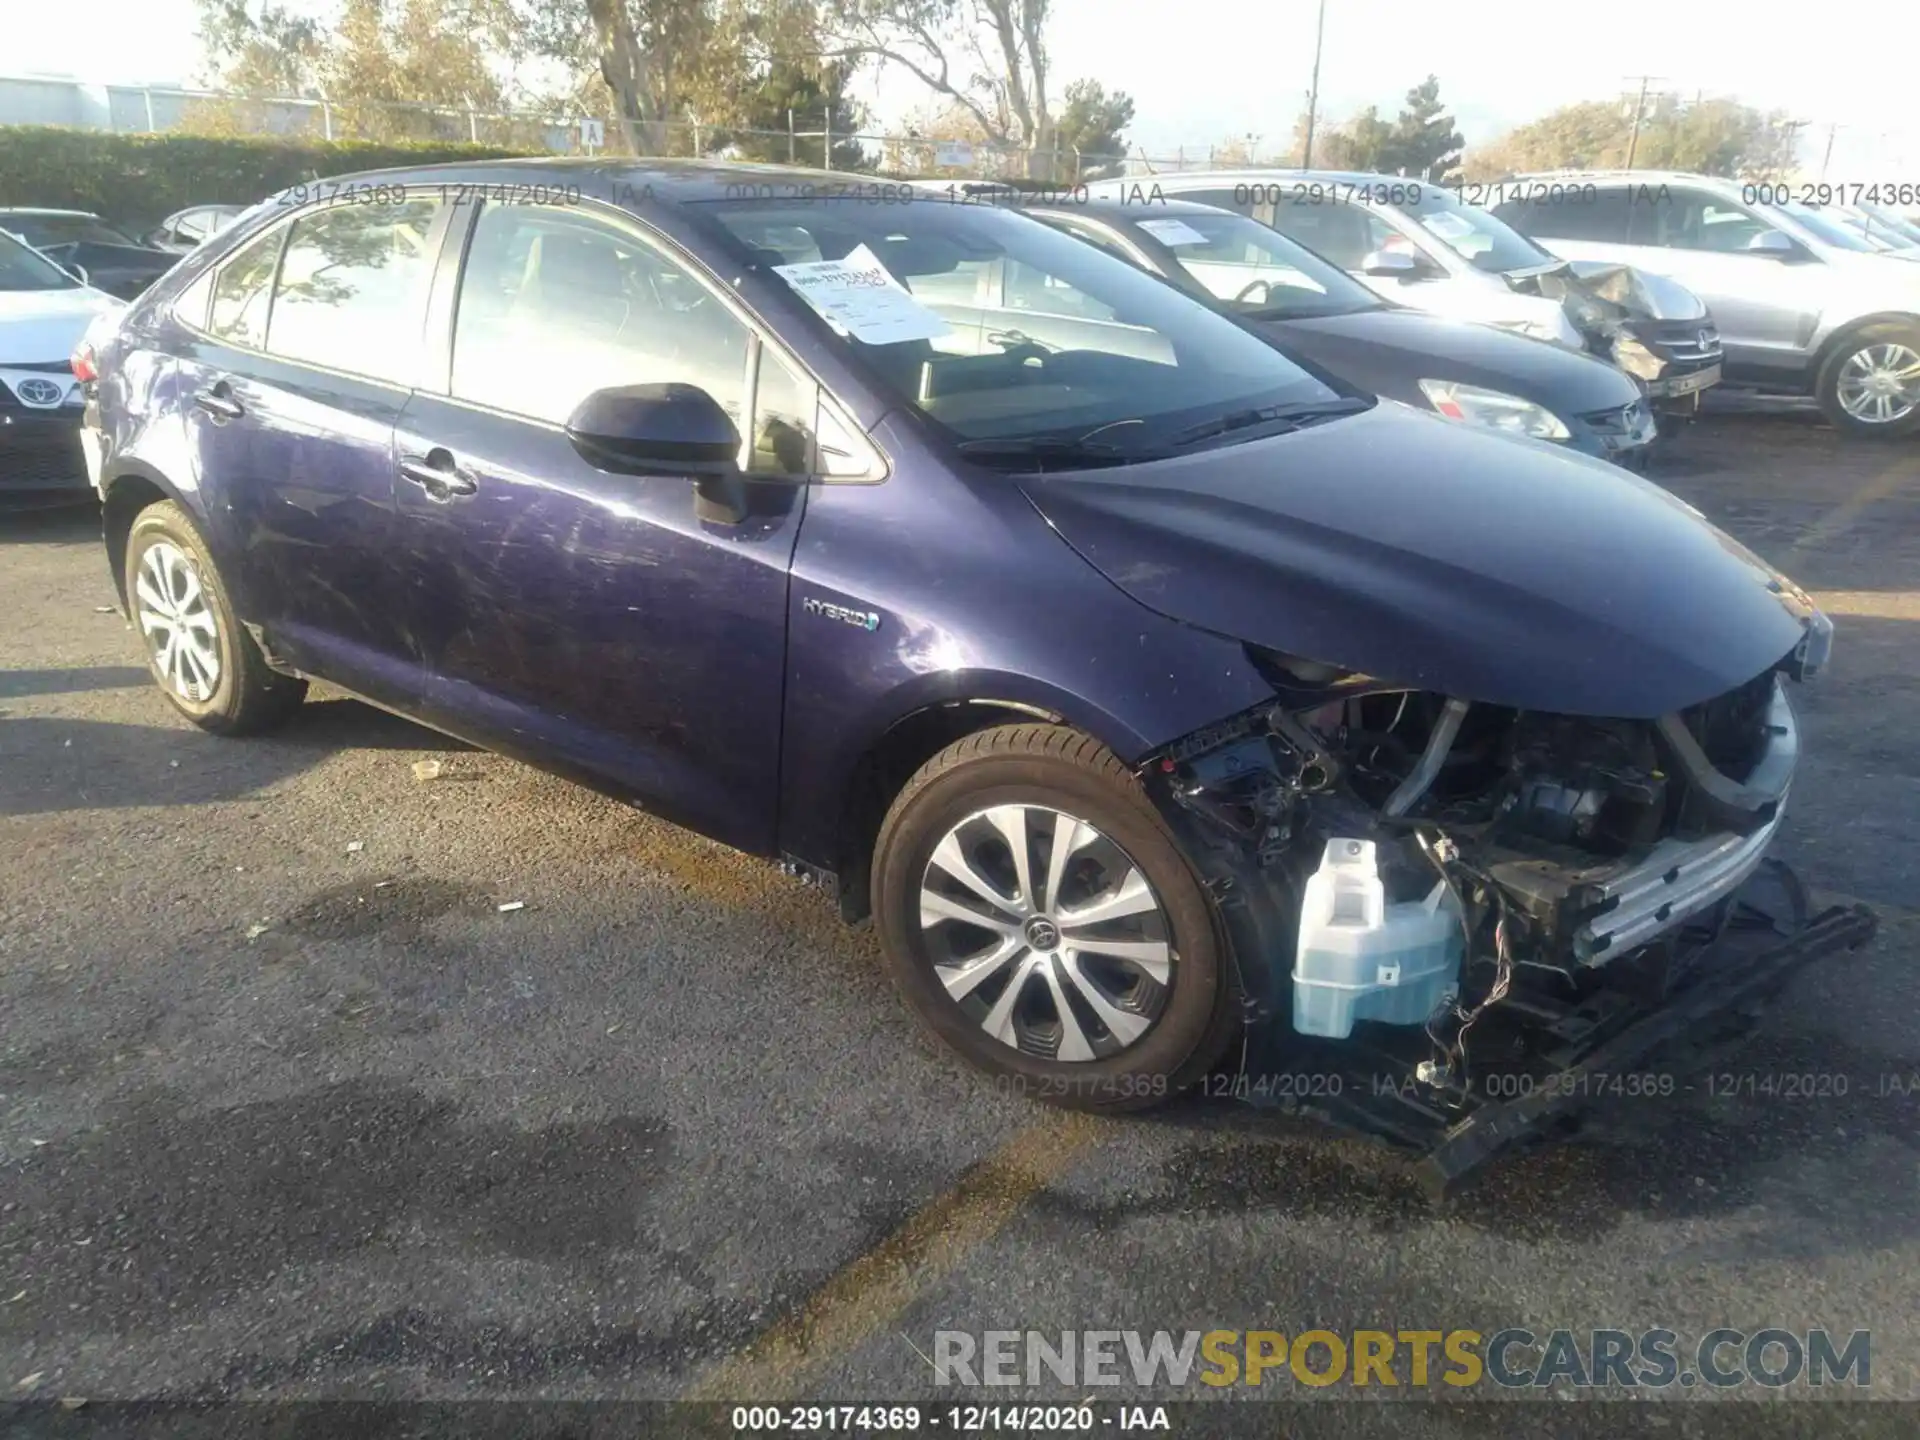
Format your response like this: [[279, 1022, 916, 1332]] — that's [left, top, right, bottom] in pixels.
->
[[1019, 403, 1814, 719], [1267, 308, 1640, 416], [0, 285, 124, 364], [1560, 261, 1707, 321]]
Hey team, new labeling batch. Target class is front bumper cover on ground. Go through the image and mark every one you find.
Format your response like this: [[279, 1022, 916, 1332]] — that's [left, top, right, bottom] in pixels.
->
[[1224, 862, 1878, 1198]]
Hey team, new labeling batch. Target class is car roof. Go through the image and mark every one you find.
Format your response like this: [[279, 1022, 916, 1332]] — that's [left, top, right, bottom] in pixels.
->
[[1501, 170, 1737, 190], [1095, 168, 1413, 188], [0, 208, 104, 218], [1030, 197, 1236, 220], [256, 156, 875, 205]]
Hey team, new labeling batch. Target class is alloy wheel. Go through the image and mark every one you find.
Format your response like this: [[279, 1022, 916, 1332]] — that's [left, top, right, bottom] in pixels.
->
[[916, 803, 1174, 1062], [135, 540, 222, 703], [1835, 342, 1920, 424]]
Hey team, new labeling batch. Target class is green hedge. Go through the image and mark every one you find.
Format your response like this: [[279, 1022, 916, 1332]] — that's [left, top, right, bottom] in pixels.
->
[[0, 127, 537, 228]]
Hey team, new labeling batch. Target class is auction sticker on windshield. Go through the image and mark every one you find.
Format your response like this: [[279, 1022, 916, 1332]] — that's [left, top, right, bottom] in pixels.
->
[[1137, 217, 1211, 247], [773, 243, 953, 345]]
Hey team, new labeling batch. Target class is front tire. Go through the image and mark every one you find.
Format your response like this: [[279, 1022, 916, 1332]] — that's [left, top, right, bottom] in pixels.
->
[[125, 499, 306, 734], [872, 725, 1237, 1111], [1815, 321, 1920, 437]]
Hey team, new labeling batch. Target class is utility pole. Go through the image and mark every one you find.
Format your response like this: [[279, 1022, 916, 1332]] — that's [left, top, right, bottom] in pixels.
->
[[1301, 0, 1327, 170], [1622, 74, 1665, 170], [1820, 123, 1840, 183]]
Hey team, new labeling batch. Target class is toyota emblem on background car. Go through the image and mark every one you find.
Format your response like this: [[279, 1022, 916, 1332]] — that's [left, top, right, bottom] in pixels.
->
[[15, 377, 65, 407]]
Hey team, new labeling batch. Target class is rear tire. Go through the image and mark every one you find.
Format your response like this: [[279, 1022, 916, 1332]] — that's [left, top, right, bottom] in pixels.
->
[[1814, 321, 1920, 437], [125, 499, 306, 735], [872, 724, 1238, 1111]]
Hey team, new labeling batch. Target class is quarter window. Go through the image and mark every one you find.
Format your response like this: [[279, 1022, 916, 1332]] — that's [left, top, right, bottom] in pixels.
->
[[207, 226, 285, 348], [265, 198, 442, 385], [451, 202, 817, 476]]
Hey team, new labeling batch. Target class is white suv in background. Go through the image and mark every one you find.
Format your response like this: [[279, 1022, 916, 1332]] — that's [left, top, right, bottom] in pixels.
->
[[1495, 172, 1920, 436], [1087, 169, 1696, 345]]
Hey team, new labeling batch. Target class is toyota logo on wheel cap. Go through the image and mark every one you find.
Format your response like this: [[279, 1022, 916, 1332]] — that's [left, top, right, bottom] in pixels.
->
[[14, 377, 65, 407]]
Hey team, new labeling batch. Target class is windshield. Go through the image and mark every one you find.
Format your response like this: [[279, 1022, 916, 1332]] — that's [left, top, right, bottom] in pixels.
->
[[1130, 209, 1381, 319], [697, 198, 1347, 455], [0, 229, 79, 291], [1389, 188, 1555, 274], [1, 213, 140, 249], [1770, 203, 1879, 253], [1857, 203, 1920, 248]]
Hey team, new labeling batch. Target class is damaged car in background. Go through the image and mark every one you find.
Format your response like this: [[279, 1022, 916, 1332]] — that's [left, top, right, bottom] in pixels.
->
[[81, 164, 1871, 1195], [1089, 171, 1725, 420]]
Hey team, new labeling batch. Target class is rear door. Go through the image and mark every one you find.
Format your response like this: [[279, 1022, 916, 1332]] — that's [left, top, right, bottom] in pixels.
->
[[175, 195, 449, 708], [390, 198, 815, 851]]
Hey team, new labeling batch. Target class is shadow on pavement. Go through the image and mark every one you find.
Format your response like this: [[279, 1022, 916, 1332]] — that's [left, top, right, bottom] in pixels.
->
[[0, 664, 151, 699]]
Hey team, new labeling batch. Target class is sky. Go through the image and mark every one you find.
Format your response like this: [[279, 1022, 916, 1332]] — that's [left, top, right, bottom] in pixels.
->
[[4, 0, 1915, 177]]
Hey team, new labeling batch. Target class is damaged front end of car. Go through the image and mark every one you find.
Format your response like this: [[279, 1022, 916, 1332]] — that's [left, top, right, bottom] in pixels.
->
[[1514, 261, 1725, 417], [1139, 619, 1875, 1197]]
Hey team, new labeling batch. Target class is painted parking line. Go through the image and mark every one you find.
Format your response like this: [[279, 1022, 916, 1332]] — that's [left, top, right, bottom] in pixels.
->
[[1791, 453, 1920, 558], [684, 1110, 1106, 1404]]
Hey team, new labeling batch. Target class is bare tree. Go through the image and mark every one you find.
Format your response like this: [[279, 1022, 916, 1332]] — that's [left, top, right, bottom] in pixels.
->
[[820, 0, 1058, 175]]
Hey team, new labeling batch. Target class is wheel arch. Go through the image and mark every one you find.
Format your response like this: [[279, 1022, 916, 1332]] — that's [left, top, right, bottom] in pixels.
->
[[818, 676, 1177, 924], [101, 461, 195, 613], [1812, 309, 1920, 381]]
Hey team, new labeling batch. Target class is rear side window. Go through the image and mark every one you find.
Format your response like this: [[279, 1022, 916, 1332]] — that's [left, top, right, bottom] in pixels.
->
[[265, 199, 442, 385], [1503, 189, 1637, 244], [450, 202, 818, 476], [207, 226, 285, 348]]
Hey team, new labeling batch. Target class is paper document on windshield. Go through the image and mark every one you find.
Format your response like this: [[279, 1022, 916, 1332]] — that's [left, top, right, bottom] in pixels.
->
[[1137, 217, 1211, 247], [772, 244, 953, 345]]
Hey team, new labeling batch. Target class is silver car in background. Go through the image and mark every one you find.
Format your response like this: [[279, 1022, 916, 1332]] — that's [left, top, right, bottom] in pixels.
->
[[1496, 172, 1920, 436], [1089, 169, 1724, 414]]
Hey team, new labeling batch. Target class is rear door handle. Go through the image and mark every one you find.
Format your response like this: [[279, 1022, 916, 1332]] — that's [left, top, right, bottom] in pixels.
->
[[398, 448, 478, 501], [193, 383, 244, 422]]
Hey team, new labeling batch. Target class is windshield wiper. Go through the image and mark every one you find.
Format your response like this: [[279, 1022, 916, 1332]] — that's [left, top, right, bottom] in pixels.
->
[[1166, 397, 1372, 449]]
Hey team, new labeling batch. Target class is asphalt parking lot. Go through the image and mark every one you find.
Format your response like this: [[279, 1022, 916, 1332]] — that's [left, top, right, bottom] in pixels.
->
[[2, 400, 1918, 1431]]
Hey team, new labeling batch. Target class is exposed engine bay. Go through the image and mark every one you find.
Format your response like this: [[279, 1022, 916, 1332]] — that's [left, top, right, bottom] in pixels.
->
[[1142, 631, 1875, 1193]]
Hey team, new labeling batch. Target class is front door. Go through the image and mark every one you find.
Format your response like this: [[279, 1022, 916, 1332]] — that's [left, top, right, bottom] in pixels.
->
[[392, 199, 815, 852], [1610, 188, 1827, 375]]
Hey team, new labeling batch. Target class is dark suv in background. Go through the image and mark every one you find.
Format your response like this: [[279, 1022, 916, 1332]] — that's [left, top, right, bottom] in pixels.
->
[[78, 161, 1841, 1152]]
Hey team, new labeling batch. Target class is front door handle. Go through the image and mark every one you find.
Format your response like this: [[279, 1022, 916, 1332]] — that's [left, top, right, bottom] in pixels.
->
[[193, 382, 244, 422], [398, 448, 478, 502]]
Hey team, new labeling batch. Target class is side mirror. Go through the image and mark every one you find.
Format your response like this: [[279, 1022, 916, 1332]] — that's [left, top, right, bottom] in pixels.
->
[[1359, 249, 1421, 279], [565, 382, 757, 524], [1745, 230, 1795, 257]]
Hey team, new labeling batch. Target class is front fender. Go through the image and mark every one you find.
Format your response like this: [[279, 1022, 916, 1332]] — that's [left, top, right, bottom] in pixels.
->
[[776, 417, 1275, 867]]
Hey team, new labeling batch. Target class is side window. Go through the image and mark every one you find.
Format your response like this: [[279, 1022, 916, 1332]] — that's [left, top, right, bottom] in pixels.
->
[[266, 198, 442, 385], [1268, 198, 1397, 269], [1671, 193, 1773, 253], [450, 202, 815, 477], [1509, 189, 1635, 244], [1002, 258, 1118, 321], [207, 226, 285, 348]]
